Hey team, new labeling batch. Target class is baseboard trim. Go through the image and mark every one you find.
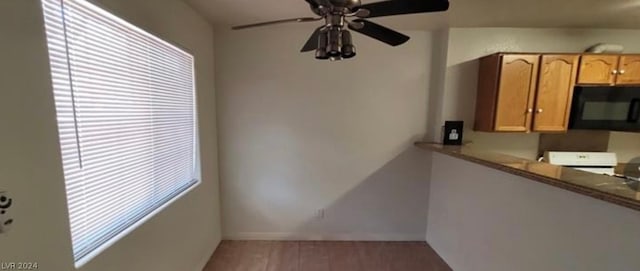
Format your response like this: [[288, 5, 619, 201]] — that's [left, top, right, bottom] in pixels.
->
[[223, 232, 426, 241]]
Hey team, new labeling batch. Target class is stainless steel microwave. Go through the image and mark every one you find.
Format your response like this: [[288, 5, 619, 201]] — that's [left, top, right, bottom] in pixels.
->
[[569, 87, 640, 131]]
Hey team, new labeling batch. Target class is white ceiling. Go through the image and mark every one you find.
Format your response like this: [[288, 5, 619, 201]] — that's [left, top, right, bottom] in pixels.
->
[[184, 0, 640, 30]]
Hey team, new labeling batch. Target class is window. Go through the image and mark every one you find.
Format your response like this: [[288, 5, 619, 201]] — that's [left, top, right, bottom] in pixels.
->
[[41, 0, 200, 267]]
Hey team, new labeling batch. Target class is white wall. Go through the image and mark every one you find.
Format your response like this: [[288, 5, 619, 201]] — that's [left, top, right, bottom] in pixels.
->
[[425, 29, 450, 142], [214, 27, 434, 240], [426, 152, 640, 271], [437, 28, 640, 160], [0, 0, 220, 270]]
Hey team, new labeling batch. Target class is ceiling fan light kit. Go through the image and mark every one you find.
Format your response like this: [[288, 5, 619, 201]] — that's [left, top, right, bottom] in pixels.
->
[[232, 0, 450, 61], [318, 28, 356, 60]]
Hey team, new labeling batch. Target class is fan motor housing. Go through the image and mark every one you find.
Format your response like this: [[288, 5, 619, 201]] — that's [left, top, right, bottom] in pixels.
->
[[329, 0, 361, 9], [312, 0, 361, 16], [325, 14, 345, 27]]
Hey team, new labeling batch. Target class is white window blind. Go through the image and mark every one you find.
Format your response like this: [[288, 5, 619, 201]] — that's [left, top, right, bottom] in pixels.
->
[[41, 0, 199, 266]]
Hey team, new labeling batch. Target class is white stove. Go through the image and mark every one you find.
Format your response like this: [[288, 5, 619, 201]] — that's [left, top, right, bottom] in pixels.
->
[[543, 151, 618, 175]]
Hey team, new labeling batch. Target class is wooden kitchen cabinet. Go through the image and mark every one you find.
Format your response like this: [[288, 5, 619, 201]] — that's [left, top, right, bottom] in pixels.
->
[[532, 54, 580, 132], [475, 53, 579, 133], [577, 55, 619, 85], [615, 55, 640, 85], [475, 53, 540, 132], [577, 54, 640, 86]]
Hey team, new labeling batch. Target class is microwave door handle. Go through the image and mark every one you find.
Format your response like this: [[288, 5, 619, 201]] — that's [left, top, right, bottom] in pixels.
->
[[629, 99, 640, 122]]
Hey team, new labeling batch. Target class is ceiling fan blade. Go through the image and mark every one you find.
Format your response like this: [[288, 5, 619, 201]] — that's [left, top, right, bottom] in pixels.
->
[[232, 17, 321, 30], [305, 0, 332, 7], [359, 0, 449, 18], [316, 0, 333, 7], [348, 19, 410, 46], [304, 0, 319, 7], [301, 27, 323, 52]]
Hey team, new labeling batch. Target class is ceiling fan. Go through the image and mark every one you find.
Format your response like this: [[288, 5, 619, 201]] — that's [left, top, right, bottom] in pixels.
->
[[232, 0, 450, 60]]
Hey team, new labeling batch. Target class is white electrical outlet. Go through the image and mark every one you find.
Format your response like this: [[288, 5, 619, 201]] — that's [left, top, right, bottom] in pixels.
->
[[0, 191, 14, 234]]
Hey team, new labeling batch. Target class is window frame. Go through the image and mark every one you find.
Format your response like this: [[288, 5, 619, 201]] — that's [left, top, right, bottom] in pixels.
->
[[41, 0, 202, 267]]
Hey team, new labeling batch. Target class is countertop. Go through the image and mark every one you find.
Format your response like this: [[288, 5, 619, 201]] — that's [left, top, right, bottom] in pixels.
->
[[416, 142, 640, 212]]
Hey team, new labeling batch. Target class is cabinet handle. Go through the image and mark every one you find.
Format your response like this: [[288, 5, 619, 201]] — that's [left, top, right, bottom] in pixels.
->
[[527, 108, 533, 113], [537, 109, 543, 113], [619, 70, 626, 75], [612, 70, 619, 75]]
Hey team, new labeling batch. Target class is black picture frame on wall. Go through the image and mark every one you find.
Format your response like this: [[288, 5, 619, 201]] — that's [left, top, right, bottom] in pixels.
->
[[443, 121, 464, 145]]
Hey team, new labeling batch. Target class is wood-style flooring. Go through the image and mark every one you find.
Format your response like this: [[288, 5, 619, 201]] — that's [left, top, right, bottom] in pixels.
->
[[202, 241, 452, 271]]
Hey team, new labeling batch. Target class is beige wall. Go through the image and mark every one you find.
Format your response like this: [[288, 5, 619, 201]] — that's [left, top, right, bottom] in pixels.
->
[[609, 132, 640, 163], [427, 152, 640, 271], [214, 27, 433, 240], [0, 0, 220, 270], [438, 27, 640, 160]]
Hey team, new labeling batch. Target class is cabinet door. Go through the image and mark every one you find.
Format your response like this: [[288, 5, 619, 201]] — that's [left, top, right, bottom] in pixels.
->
[[533, 55, 579, 132], [615, 55, 640, 85], [577, 55, 619, 85], [494, 55, 539, 132]]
